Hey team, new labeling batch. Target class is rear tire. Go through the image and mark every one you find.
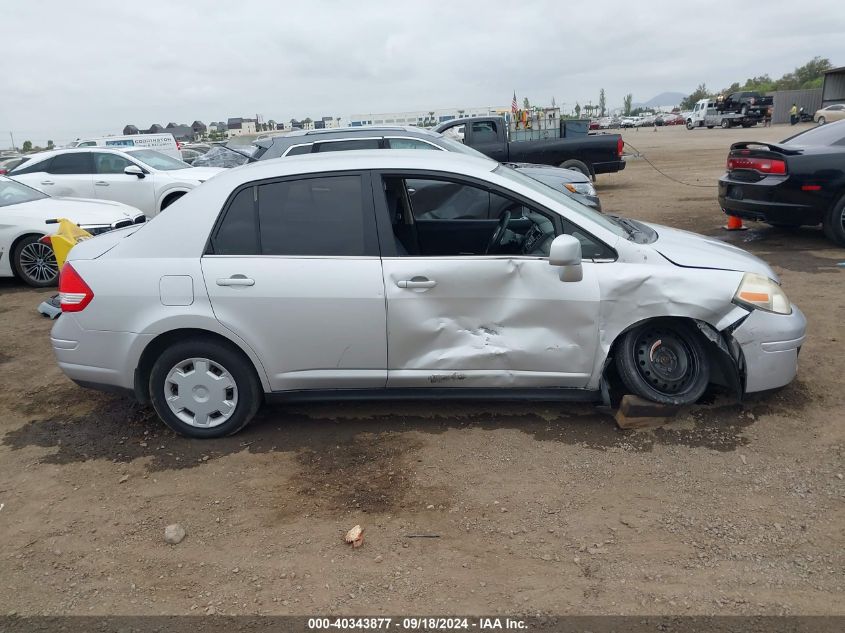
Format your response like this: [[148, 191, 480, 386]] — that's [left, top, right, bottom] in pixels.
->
[[149, 338, 262, 438], [822, 195, 845, 247], [721, 119, 731, 129], [12, 235, 59, 287], [614, 320, 710, 406], [559, 159, 591, 179]]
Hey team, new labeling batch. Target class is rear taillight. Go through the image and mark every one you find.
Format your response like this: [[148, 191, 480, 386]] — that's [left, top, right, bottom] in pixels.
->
[[59, 263, 94, 312], [617, 137, 624, 158], [727, 156, 786, 175]]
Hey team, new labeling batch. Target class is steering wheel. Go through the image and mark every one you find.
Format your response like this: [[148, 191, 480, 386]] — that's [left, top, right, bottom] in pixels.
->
[[484, 210, 511, 254]]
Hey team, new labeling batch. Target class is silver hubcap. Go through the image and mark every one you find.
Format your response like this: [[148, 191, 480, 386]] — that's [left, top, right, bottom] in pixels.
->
[[20, 242, 58, 283], [164, 358, 238, 428]]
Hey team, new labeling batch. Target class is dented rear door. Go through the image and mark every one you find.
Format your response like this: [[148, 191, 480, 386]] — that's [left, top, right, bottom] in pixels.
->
[[382, 256, 601, 388]]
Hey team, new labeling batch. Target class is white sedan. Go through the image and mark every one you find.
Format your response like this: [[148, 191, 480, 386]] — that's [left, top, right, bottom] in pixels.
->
[[9, 148, 223, 218], [0, 175, 145, 287]]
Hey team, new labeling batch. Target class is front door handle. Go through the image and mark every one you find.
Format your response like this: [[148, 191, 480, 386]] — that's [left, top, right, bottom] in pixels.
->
[[40, 180, 55, 186], [95, 181, 109, 186], [397, 277, 436, 289], [216, 275, 255, 287]]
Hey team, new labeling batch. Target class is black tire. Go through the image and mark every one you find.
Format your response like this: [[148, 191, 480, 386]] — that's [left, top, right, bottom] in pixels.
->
[[160, 192, 186, 212], [614, 320, 710, 405], [149, 338, 262, 438], [721, 119, 731, 129], [12, 234, 59, 287], [707, 126, 714, 129], [559, 159, 591, 179], [686, 120, 694, 130], [822, 194, 845, 247], [817, 116, 825, 126]]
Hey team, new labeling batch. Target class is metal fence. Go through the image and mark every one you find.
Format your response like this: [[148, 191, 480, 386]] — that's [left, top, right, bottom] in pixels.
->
[[768, 88, 822, 124]]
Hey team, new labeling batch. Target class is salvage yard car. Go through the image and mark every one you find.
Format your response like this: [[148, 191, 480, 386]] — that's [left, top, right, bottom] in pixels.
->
[[0, 175, 145, 287], [9, 148, 223, 217], [718, 120, 845, 245], [252, 126, 603, 210], [52, 151, 806, 438]]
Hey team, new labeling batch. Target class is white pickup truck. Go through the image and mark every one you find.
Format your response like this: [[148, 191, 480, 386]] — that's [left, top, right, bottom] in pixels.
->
[[685, 98, 763, 130]]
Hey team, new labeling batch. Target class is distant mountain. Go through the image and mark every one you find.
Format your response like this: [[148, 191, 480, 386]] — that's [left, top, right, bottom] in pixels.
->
[[632, 92, 686, 108]]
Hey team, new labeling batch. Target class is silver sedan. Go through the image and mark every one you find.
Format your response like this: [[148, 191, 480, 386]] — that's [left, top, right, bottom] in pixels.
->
[[51, 150, 806, 438]]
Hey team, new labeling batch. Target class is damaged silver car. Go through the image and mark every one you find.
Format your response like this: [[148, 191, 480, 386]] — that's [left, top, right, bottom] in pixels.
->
[[51, 151, 806, 438]]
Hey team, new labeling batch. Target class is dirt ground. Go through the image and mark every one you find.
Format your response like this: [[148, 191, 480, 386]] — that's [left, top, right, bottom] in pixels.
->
[[0, 123, 842, 617]]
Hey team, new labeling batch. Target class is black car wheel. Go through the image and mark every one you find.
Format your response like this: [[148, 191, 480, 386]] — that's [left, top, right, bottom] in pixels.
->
[[149, 338, 262, 438], [721, 119, 731, 129], [559, 159, 591, 179], [615, 320, 710, 405], [13, 235, 59, 287], [822, 195, 845, 247]]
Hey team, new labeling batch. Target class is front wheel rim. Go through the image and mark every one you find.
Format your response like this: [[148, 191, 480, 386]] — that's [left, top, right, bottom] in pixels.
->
[[632, 328, 699, 396], [19, 242, 58, 283], [164, 357, 238, 428]]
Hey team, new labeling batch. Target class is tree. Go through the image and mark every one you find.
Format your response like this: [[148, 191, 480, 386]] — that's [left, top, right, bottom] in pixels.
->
[[46, 140, 54, 149], [623, 93, 633, 116], [599, 89, 606, 117], [680, 83, 711, 110], [574, 102, 581, 118], [22, 140, 32, 152]]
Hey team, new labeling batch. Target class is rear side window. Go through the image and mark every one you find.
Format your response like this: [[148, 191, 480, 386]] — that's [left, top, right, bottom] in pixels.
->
[[315, 139, 380, 152], [211, 187, 259, 255], [257, 175, 376, 256], [48, 153, 93, 174], [285, 144, 312, 156]]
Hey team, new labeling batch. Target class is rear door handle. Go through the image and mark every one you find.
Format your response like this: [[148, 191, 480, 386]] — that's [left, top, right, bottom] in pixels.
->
[[40, 180, 55, 186], [216, 275, 255, 287], [397, 277, 436, 289], [95, 181, 109, 186]]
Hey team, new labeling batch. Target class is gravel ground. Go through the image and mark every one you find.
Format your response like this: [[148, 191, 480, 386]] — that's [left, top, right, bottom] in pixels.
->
[[0, 123, 842, 616]]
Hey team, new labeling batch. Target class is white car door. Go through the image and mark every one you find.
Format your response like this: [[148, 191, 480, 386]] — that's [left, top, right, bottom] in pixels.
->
[[91, 152, 155, 214], [15, 152, 96, 199], [201, 171, 388, 391], [375, 173, 602, 389]]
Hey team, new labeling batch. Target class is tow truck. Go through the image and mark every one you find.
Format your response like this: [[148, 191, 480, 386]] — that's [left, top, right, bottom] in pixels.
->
[[685, 98, 763, 130]]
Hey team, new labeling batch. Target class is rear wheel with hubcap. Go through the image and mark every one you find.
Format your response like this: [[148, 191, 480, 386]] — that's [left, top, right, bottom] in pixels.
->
[[149, 339, 262, 438], [13, 235, 59, 287], [721, 119, 731, 129], [615, 320, 710, 405]]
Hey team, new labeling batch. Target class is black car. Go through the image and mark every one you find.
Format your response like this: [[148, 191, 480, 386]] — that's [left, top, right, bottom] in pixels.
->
[[718, 120, 845, 246]]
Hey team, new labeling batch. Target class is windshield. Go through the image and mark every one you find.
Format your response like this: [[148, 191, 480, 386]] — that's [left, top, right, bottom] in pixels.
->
[[435, 135, 493, 160], [782, 121, 845, 147], [492, 165, 630, 239], [125, 149, 191, 170], [0, 176, 49, 207]]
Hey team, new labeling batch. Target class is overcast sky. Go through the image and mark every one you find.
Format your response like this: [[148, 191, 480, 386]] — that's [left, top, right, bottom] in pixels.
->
[[2, 0, 843, 146]]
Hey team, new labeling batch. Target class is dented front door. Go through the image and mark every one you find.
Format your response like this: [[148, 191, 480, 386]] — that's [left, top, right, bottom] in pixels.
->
[[383, 256, 601, 388]]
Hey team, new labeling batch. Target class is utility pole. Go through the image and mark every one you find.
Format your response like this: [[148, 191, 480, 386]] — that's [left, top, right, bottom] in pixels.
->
[[9, 132, 16, 151]]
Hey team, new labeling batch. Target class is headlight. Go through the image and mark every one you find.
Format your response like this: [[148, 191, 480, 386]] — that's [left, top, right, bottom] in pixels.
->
[[564, 182, 597, 197], [733, 272, 791, 314]]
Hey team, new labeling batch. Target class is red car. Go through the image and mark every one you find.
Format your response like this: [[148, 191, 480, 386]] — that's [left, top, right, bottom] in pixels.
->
[[588, 119, 600, 130]]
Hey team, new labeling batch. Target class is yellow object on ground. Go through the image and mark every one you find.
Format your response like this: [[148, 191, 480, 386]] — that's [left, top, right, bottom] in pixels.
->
[[47, 218, 92, 269]]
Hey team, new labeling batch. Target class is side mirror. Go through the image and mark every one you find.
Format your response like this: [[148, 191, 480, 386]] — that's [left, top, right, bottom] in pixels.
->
[[124, 165, 145, 178], [549, 234, 583, 282]]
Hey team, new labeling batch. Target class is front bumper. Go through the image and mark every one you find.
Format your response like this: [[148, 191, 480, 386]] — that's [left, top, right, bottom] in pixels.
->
[[731, 305, 806, 393]]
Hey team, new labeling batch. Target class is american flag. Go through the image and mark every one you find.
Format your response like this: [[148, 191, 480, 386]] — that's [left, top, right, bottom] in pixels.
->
[[511, 92, 518, 114]]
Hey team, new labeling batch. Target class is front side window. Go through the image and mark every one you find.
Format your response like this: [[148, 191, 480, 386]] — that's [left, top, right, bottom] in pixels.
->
[[386, 138, 440, 151], [257, 175, 375, 256], [93, 153, 133, 174], [471, 121, 497, 142]]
